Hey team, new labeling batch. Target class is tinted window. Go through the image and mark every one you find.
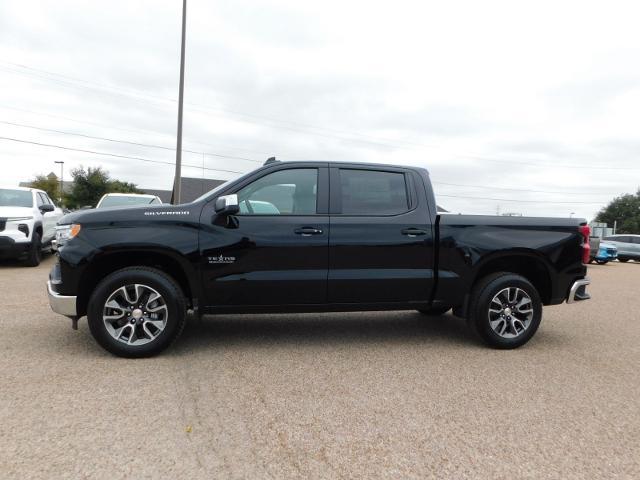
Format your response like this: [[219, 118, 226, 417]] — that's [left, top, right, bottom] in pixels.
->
[[0, 189, 33, 207], [236, 169, 317, 215], [339, 169, 409, 215], [98, 195, 156, 208], [44, 194, 56, 207]]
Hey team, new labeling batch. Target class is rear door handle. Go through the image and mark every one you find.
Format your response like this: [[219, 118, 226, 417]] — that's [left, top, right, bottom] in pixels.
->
[[294, 227, 323, 236], [401, 228, 427, 237]]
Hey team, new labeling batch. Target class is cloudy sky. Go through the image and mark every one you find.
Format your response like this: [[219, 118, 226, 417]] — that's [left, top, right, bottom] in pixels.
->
[[1, 0, 639, 219]]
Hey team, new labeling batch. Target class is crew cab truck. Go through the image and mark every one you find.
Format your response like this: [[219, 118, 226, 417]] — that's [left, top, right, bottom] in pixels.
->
[[47, 161, 591, 357]]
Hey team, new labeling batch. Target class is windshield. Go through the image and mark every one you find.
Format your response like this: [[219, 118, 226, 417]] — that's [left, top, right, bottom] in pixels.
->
[[0, 189, 33, 207], [98, 195, 156, 208]]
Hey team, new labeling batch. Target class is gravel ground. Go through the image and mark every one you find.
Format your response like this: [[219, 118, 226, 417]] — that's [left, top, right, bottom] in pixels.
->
[[0, 255, 638, 479]]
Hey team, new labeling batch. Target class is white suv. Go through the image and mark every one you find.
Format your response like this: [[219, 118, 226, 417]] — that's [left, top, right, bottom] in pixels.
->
[[602, 234, 640, 262], [0, 187, 63, 266]]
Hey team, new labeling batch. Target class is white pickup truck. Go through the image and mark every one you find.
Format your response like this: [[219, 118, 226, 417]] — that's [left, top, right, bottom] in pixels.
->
[[0, 186, 63, 266]]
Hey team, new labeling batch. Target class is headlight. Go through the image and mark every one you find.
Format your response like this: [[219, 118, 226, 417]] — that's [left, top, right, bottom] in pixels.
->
[[55, 224, 81, 242]]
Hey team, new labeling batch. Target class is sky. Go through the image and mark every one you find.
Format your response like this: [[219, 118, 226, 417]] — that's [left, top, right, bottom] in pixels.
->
[[1, 0, 639, 220]]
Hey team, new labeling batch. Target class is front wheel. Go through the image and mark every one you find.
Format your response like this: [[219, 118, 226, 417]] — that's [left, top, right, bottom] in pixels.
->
[[595, 259, 608, 265], [87, 267, 187, 358], [618, 258, 629, 263], [24, 232, 42, 267], [468, 273, 542, 349]]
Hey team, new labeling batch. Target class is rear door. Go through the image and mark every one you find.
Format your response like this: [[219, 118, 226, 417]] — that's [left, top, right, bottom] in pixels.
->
[[199, 164, 330, 307], [327, 166, 435, 304]]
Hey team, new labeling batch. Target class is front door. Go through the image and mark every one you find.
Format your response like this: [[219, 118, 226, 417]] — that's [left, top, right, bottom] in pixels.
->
[[328, 166, 435, 304], [200, 166, 329, 307]]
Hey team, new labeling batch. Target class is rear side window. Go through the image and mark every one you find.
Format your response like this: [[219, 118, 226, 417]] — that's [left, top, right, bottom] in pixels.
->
[[633, 237, 640, 244], [339, 169, 409, 215]]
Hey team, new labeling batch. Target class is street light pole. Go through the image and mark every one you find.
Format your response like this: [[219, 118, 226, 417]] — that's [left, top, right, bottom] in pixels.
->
[[172, 0, 187, 205], [54, 160, 64, 205]]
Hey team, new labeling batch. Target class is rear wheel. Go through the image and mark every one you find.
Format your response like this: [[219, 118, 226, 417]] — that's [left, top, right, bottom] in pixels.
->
[[618, 258, 629, 263], [24, 232, 42, 267], [595, 259, 608, 265], [87, 267, 187, 358], [468, 273, 542, 349]]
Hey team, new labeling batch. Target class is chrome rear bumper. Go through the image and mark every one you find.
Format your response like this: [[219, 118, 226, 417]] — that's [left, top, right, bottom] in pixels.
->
[[567, 277, 590, 304]]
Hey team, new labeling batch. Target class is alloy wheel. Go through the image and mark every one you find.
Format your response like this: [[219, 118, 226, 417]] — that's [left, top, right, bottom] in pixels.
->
[[102, 284, 168, 346], [487, 287, 534, 338]]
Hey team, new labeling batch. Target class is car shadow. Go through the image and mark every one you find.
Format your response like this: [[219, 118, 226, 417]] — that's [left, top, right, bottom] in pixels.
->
[[172, 311, 480, 354]]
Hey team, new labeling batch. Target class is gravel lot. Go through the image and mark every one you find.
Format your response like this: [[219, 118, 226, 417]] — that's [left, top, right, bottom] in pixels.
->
[[1, 255, 638, 479]]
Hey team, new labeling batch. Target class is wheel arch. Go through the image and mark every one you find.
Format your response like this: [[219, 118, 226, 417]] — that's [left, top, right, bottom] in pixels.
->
[[76, 248, 198, 317], [471, 251, 554, 305]]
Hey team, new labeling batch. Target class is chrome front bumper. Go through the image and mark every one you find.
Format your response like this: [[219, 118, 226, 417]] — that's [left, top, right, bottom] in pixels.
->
[[47, 280, 78, 317], [567, 277, 591, 304]]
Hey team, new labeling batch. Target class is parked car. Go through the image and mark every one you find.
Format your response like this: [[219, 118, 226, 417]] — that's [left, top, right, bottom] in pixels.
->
[[0, 186, 63, 266], [590, 242, 618, 264], [48, 160, 591, 357], [96, 193, 162, 209], [602, 234, 640, 262]]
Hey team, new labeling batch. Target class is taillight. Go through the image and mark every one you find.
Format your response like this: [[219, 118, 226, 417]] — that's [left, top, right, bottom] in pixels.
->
[[579, 224, 590, 264]]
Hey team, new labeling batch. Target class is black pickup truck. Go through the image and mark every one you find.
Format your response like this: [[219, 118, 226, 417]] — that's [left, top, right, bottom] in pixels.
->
[[48, 160, 591, 357]]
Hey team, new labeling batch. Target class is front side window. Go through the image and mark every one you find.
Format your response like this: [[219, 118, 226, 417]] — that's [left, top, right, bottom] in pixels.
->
[[339, 169, 409, 215], [36, 193, 46, 207], [236, 169, 318, 215], [0, 189, 33, 208]]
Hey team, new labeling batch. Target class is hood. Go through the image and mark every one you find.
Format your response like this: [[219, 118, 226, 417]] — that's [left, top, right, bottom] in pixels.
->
[[0, 206, 34, 219], [58, 203, 195, 225]]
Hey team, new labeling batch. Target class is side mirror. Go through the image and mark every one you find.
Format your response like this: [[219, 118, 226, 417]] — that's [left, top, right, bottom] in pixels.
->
[[40, 204, 55, 213], [214, 194, 240, 215]]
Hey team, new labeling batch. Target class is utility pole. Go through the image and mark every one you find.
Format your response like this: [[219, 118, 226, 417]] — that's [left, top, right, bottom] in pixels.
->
[[172, 0, 187, 204], [54, 160, 64, 205]]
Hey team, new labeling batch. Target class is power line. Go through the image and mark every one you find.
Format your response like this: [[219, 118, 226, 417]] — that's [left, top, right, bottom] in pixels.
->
[[0, 104, 283, 159], [0, 120, 262, 163], [0, 118, 627, 198], [0, 60, 438, 150], [0, 136, 246, 175], [5, 62, 637, 172], [432, 181, 616, 196], [437, 193, 604, 205]]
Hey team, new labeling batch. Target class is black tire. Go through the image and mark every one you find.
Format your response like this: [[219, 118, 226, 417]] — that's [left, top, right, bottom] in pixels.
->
[[24, 232, 42, 267], [417, 306, 451, 316], [468, 272, 542, 349], [618, 258, 629, 263], [87, 267, 187, 358], [595, 259, 608, 265]]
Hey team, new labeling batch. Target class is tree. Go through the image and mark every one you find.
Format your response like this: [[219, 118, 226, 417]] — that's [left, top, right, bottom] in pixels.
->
[[29, 174, 60, 202], [594, 189, 640, 234], [64, 166, 142, 209]]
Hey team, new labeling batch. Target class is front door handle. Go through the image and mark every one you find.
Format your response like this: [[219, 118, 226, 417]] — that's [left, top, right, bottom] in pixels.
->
[[294, 227, 323, 236], [401, 228, 427, 237]]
